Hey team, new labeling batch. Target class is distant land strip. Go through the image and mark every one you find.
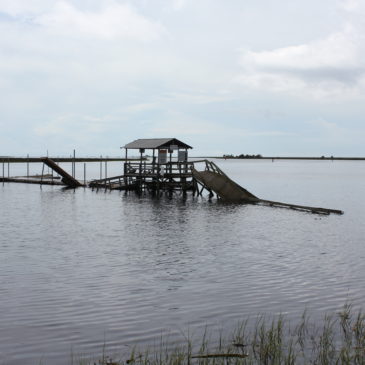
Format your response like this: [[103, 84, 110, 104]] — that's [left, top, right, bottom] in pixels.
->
[[1, 156, 365, 163], [195, 156, 365, 161], [264, 157, 365, 160]]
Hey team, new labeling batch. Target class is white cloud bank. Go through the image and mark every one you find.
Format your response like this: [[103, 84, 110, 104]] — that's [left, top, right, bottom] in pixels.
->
[[1, 0, 365, 155], [0, 0, 166, 41], [237, 7, 365, 99]]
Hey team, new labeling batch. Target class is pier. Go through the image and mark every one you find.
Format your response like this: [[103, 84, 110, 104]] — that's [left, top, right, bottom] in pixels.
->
[[1, 138, 344, 215]]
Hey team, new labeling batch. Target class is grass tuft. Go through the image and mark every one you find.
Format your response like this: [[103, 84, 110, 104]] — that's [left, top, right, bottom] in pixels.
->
[[72, 306, 365, 365]]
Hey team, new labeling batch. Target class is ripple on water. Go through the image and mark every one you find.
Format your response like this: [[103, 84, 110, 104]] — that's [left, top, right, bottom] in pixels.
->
[[1, 160, 365, 364]]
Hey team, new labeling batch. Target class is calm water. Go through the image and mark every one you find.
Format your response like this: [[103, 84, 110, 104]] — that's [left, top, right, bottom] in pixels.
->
[[1, 159, 365, 364]]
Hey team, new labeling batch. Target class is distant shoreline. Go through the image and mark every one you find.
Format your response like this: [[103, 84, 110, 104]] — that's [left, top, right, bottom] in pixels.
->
[[194, 156, 365, 161], [1, 156, 365, 163]]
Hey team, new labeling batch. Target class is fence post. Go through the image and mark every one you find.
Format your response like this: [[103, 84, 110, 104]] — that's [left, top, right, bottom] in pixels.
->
[[73, 149, 76, 178], [84, 163, 86, 186]]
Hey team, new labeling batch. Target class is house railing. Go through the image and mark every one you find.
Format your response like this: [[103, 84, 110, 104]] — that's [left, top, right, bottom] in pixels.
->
[[124, 161, 194, 177]]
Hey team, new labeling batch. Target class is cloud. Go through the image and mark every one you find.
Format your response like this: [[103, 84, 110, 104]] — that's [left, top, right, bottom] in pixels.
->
[[309, 118, 349, 140], [124, 102, 160, 113], [162, 91, 233, 105], [306, 117, 365, 148], [150, 111, 294, 139], [34, 114, 117, 139], [0, 1, 166, 41], [339, 0, 361, 12], [237, 23, 365, 98], [171, 0, 188, 11], [0, 0, 53, 17]]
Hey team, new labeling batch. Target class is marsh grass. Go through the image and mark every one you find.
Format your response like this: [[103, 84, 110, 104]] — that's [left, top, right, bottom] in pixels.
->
[[79, 306, 365, 365]]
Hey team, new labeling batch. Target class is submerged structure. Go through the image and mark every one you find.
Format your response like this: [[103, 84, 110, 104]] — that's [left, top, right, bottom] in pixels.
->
[[1, 138, 343, 215], [89, 138, 262, 203], [89, 138, 343, 215]]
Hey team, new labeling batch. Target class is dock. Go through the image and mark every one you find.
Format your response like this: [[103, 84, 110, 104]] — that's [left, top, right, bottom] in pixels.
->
[[1, 138, 344, 215]]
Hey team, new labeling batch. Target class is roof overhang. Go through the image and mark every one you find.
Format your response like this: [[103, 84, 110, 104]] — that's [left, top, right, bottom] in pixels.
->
[[122, 138, 193, 150]]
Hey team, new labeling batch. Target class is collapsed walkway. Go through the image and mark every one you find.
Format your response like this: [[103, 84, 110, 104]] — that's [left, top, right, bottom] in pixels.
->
[[192, 160, 343, 215], [41, 157, 83, 188], [2, 157, 343, 215], [192, 161, 259, 203]]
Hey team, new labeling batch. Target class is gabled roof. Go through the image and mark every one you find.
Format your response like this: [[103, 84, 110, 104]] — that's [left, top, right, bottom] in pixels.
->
[[123, 138, 193, 150]]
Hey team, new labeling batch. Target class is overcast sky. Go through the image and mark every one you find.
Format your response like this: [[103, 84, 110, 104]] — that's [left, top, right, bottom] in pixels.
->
[[1, 0, 365, 156]]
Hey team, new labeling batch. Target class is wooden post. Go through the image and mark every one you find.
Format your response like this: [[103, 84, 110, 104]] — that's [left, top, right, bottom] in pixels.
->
[[139, 149, 143, 192], [169, 150, 172, 174], [100, 155, 102, 179], [2, 160, 4, 185], [84, 163, 86, 186], [152, 149, 155, 173], [125, 149, 128, 173], [47, 150, 49, 175], [124, 149, 128, 186], [105, 160, 107, 179], [185, 148, 188, 173], [168, 150, 173, 192], [40, 163, 45, 188], [156, 149, 160, 194], [7, 158, 10, 178], [27, 154, 29, 177], [73, 149, 76, 178]]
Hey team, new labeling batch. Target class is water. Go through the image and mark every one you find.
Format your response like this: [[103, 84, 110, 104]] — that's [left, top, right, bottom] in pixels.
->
[[1, 159, 365, 364]]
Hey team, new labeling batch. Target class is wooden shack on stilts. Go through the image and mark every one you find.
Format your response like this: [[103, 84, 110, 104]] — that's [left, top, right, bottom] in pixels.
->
[[122, 138, 194, 195]]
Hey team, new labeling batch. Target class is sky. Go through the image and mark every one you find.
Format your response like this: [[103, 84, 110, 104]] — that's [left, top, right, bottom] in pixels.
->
[[0, 0, 365, 157]]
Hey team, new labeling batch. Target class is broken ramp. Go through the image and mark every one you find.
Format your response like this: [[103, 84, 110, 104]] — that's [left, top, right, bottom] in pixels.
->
[[192, 160, 343, 215], [41, 157, 83, 188], [192, 168, 259, 203]]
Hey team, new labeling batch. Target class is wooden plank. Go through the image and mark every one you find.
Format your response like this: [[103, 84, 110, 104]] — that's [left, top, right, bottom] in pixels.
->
[[41, 157, 82, 188], [0, 177, 65, 186], [89, 174, 125, 184], [259, 199, 343, 215]]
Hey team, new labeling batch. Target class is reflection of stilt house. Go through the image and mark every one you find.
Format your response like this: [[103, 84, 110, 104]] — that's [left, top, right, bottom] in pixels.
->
[[122, 138, 194, 193]]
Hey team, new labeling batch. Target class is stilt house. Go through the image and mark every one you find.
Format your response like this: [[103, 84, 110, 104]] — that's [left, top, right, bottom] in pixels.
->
[[122, 138, 194, 193]]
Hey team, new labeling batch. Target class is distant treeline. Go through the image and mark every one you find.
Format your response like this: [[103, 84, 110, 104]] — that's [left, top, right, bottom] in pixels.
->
[[223, 154, 262, 159], [216, 154, 365, 161]]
